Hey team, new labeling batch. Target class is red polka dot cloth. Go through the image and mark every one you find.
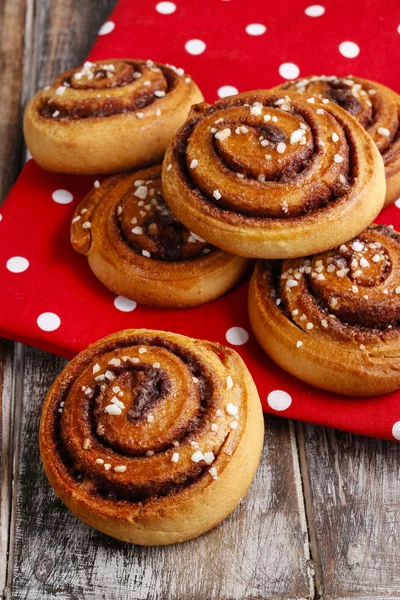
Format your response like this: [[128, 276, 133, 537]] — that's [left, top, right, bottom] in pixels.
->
[[1, 0, 400, 441]]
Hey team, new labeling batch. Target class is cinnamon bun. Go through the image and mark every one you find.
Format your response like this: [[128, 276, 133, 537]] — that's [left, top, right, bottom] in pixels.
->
[[249, 225, 400, 396], [71, 166, 248, 307], [162, 91, 385, 259], [24, 59, 203, 175], [40, 329, 264, 544]]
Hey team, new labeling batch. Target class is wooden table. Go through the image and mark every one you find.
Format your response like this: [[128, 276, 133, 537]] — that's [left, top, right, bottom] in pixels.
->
[[1, 1, 399, 598]]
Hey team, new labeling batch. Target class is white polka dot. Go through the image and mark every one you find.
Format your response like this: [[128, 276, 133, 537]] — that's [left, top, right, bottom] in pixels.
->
[[279, 62, 300, 80], [0, 214, 2, 222], [26, 149, 32, 162], [98, 21, 115, 35], [397, 25, 400, 34], [392, 421, 400, 440], [52, 189, 73, 204], [305, 5, 325, 17], [217, 85, 239, 98], [225, 327, 249, 346], [185, 39, 206, 55], [245, 23, 267, 36], [156, 1, 176, 14], [267, 390, 292, 411], [394, 198, 400, 208], [6, 257, 29, 273], [37, 312, 61, 332], [339, 41, 360, 58], [114, 296, 137, 312]]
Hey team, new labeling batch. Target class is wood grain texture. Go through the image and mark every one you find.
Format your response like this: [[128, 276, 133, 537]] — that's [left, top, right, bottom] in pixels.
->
[[0, 342, 14, 595], [32, 1, 116, 90], [0, 0, 26, 201], [10, 348, 313, 600], [301, 423, 400, 599], [0, 0, 30, 594]]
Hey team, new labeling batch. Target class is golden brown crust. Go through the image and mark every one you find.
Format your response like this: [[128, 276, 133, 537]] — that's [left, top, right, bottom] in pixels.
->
[[162, 90, 386, 259], [276, 75, 400, 207], [39, 329, 264, 545], [249, 225, 400, 396], [71, 165, 248, 307], [23, 59, 203, 175]]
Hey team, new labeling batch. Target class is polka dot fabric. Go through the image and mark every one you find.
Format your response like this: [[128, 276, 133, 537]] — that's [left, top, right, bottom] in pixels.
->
[[2, 0, 400, 441]]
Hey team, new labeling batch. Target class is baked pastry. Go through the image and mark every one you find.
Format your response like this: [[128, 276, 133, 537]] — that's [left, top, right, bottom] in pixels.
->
[[249, 224, 400, 397], [23, 59, 203, 175], [162, 91, 385, 259], [71, 166, 248, 307], [276, 76, 400, 206], [40, 329, 264, 545]]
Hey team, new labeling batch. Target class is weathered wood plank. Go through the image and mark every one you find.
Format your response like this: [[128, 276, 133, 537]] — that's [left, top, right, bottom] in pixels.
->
[[0, 0, 27, 201], [300, 423, 400, 599], [31, 1, 117, 90], [0, 342, 14, 596], [0, 342, 6, 593], [0, 0, 30, 595], [2, 344, 25, 600], [11, 348, 313, 600]]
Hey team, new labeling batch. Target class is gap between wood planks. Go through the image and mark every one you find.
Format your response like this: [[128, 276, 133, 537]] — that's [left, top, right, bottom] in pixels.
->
[[0, 343, 14, 598], [0, 1, 323, 598], [3, 345, 24, 600], [295, 422, 323, 599]]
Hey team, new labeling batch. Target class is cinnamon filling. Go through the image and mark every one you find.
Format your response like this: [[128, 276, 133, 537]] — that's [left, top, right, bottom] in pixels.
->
[[39, 60, 174, 121], [126, 366, 171, 420], [260, 124, 286, 144], [281, 75, 400, 156], [48, 335, 231, 503], [173, 93, 353, 219], [40, 91, 156, 119], [328, 87, 362, 115], [265, 225, 400, 342], [117, 170, 212, 261]]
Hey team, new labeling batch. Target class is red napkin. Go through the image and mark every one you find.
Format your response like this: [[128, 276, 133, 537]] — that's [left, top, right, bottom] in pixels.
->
[[1, 0, 400, 441]]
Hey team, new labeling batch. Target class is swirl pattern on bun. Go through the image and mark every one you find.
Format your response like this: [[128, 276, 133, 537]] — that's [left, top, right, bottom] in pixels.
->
[[40, 329, 264, 545], [276, 75, 400, 206], [249, 225, 400, 396], [24, 59, 203, 174], [71, 166, 248, 307], [162, 91, 385, 259]]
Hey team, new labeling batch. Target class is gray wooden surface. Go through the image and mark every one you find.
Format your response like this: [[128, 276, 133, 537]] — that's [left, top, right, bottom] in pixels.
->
[[1, 1, 399, 599]]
